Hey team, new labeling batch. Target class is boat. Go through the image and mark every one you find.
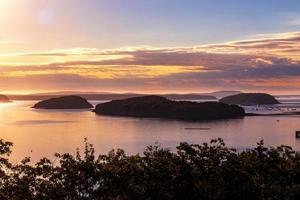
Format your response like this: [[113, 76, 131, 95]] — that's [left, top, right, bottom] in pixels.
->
[[296, 131, 300, 139], [184, 127, 211, 130]]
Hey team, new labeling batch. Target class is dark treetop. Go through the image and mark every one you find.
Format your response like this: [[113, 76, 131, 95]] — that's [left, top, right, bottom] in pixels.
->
[[33, 95, 93, 109], [220, 93, 280, 105], [0, 95, 10, 103], [95, 95, 245, 120]]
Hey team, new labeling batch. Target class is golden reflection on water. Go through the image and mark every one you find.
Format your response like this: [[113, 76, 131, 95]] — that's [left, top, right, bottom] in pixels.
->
[[0, 102, 14, 110]]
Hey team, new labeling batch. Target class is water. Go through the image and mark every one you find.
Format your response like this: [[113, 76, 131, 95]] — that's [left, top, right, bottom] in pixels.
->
[[1, 100, 300, 162]]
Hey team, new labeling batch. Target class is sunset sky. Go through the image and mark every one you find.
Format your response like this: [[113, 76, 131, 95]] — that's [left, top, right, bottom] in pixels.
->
[[1, 0, 300, 94]]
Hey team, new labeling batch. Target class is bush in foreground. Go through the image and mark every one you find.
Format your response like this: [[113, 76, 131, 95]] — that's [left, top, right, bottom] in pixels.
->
[[1, 138, 300, 200]]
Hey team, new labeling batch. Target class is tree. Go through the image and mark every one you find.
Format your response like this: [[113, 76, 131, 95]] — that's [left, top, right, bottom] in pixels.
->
[[0, 138, 300, 200]]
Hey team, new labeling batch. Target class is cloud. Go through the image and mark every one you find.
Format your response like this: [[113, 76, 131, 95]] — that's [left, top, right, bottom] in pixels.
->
[[1, 31, 300, 93], [288, 18, 300, 26]]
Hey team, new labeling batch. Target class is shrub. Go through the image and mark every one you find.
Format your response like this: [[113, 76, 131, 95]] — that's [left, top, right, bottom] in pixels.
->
[[0, 138, 300, 200]]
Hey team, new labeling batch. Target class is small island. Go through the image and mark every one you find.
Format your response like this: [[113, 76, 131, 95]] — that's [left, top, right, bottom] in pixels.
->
[[33, 96, 93, 109], [220, 93, 279, 105], [94, 95, 245, 120], [163, 94, 217, 101], [0, 94, 10, 103]]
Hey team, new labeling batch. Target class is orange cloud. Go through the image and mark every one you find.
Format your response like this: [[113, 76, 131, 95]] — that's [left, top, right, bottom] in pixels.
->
[[1, 31, 300, 93]]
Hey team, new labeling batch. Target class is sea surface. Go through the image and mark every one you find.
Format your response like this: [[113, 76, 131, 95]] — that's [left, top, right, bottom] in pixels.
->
[[1, 99, 300, 162]]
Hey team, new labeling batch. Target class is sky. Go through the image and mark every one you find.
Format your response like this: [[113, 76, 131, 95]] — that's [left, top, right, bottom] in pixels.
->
[[1, 0, 300, 94]]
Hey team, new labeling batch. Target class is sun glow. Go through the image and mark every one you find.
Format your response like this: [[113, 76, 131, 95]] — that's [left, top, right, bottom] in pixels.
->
[[0, 0, 15, 17], [0, 102, 14, 111], [0, 0, 11, 7]]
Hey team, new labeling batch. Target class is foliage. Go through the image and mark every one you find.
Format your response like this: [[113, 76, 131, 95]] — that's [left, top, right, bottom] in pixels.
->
[[0, 138, 300, 200]]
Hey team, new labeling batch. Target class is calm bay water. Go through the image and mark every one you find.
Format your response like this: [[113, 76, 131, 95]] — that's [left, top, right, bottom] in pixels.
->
[[1, 100, 300, 162]]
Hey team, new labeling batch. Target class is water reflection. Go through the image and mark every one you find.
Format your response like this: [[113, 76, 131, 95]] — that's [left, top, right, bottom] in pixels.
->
[[0, 101, 300, 162]]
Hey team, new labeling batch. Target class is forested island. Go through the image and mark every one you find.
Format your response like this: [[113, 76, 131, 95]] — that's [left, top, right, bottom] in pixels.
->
[[33, 96, 93, 109], [95, 95, 245, 120], [220, 93, 279, 105]]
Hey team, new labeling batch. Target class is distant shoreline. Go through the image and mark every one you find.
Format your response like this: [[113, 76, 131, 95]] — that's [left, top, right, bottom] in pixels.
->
[[246, 112, 300, 116]]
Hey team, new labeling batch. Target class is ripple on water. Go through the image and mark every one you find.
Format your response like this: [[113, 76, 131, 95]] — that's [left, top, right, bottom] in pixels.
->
[[13, 120, 77, 125]]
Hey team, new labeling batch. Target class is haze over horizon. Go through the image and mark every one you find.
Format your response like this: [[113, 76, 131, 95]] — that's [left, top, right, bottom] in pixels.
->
[[1, 0, 300, 94]]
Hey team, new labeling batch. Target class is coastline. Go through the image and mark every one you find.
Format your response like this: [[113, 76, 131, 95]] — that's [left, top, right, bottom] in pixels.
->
[[245, 112, 300, 116]]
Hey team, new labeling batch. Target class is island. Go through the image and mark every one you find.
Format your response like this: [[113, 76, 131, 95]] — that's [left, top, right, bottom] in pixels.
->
[[163, 94, 216, 101], [94, 95, 245, 120], [220, 93, 279, 105], [0, 94, 10, 103], [33, 96, 93, 109], [207, 90, 242, 98]]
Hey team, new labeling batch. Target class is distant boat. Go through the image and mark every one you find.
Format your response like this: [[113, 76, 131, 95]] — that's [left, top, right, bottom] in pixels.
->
[[296, 131, 300, 139], [184, 127, 211, 130]]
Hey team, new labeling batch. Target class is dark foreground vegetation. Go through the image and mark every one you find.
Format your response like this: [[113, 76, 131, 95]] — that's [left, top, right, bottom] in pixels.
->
[[1, 139, 300, 199], [95, 95, 245, 120]]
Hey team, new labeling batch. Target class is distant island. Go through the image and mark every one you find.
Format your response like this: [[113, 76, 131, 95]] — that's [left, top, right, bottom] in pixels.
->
[[0, 94, 10, 103], [205, 90, 242, 98], [163, 94, 216, 101], [33, 96, 93, 109], [8, 92, 216, 101], [94, 95, 245, 120], [220, 93, 279, 105]]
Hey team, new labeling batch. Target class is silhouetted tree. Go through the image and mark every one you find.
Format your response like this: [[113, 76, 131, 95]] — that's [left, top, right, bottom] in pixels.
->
[[0, 138, 300, 199]]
